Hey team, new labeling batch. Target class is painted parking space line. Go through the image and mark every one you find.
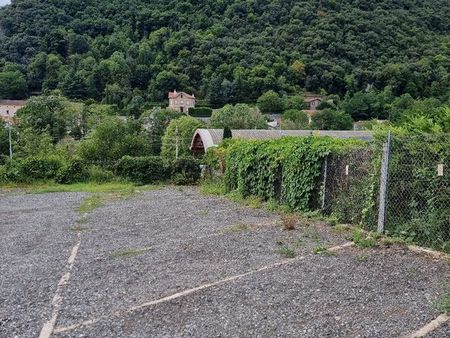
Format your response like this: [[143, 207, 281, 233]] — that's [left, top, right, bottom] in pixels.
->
[[39, 234, 82, 338], [405, 314, 450, 338], [53, 241, 354, 334]]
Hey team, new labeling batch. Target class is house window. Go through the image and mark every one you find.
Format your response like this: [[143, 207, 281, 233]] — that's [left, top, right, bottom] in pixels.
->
[[181, 100, 184, 104]]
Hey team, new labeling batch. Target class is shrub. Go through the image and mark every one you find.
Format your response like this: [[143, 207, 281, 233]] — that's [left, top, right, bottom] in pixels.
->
[[311, 109, 353, 130], [88, 165, 115, 183], [161, 116, 203, 162], [55, 158, 89, 184], [188, 107, 213, 117], [209, 104, 267, 129], [116, 156, 168, 184], [3, 156, 64, 182], [171, 157, 201, 185], [257, 91, 284, 114]]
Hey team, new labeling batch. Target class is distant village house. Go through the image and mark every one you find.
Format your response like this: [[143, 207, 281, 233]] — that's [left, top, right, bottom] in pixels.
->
[[304, 93, 323, 116], [0, 100, 27, 123], [168, 90, 196, 113]]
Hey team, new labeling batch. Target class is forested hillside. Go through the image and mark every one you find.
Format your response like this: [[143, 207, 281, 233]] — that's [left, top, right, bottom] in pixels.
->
[[1, 0, 450, 106]]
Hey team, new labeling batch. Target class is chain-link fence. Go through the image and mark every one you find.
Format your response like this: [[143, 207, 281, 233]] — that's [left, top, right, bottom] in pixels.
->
[[322, 133, 450, 253]]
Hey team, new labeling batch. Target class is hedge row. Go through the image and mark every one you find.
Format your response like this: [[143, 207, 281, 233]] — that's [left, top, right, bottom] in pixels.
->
[[0, 156, 201, 185], [188, 107, 213, 117], [223, 136, 365, 211]]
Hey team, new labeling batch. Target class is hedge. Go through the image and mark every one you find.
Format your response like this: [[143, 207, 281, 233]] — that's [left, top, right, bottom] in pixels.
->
[[188, 107, 213, 117], [55, 158, 89, 184], [171, 157, 201, 185], [116, 156, 168, 184], [0, 156, 64, 183]]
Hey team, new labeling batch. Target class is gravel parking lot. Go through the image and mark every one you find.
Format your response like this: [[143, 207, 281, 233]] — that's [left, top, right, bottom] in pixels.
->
[[1, 186, 449, 337]]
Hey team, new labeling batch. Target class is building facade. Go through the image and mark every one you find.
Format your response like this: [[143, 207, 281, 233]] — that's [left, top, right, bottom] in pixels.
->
[[0, 100, 27, 123], [168, 90, 195, 113]]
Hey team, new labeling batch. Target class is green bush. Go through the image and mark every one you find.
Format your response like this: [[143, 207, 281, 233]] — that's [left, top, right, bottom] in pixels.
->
[[116, 156, 168, 184], [171, 157, 201, 185], [88, 165, 115, 183], [188, 107, 213, 117], [55, 158, 89, 184], [2, 156, 64, 182]]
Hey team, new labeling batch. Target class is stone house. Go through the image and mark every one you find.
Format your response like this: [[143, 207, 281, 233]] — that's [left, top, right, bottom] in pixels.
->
[[304, 93, 323, 115], [168, 90, 195, 113], [0, 100, 27, 123]]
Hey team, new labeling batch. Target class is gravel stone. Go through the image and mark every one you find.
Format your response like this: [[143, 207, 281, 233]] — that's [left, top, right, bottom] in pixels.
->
[[1, 187, 449, 337]]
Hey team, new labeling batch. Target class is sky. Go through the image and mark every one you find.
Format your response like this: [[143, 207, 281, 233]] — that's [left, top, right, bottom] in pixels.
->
[[0, 0, 10, 6]]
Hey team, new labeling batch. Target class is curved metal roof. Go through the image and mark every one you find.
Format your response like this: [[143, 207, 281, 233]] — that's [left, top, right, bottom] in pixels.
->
[[191, 129, 373, 152]]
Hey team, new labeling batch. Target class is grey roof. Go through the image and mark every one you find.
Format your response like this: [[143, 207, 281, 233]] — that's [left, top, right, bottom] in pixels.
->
[[191, 129, 373, 151]]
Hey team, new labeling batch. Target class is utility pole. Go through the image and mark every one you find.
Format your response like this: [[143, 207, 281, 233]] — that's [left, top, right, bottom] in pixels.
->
[[175, 126, 179, 160], [8, 121, 12, 159]]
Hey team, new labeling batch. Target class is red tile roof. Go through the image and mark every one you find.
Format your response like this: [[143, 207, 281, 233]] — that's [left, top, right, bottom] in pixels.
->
[[168, 90, 195, 99]]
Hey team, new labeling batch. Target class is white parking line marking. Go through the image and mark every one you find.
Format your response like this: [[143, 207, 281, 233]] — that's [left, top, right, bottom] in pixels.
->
[[406, 314, 450, 338], [54, 241, 354, 334], [39, 234, 82, 338]]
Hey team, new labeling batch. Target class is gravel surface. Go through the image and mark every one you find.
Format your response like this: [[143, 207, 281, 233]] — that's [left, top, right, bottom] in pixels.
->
[[0, 192, 87, 337], [1, 186, 449, 337]]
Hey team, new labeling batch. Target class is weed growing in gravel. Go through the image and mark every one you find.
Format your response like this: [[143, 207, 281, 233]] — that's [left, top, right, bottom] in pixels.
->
[[303, 226, 321, 241], [281, 214, 298, 231], [277, 246, 296, 258], [356, 254, 368, 262], [246, 196, 263, 209], [223, 223, 251, 233], [68, 226, 91, 232], [77, 194, 104, 213], [313, 246, 336, 256], [111, 247, 152, 258], [352, 228, 379, 248]]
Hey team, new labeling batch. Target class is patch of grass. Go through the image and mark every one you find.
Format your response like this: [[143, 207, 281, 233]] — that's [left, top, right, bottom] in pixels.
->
[[437, 292, 450, 315], [352, 228, 379, 248], [111, 247, 152, 259], [292, 238, 303, 248], [356, 254, 368, 262], [76, 194, 105, 213], [277, 246, 296, 258], [223, 223, 251, 233], [281, 214, 298, 231], [6, 181, 164, 195], [200, 180, 225, 195], [246, 195, 263, 209], [313, 246, 336, 256], [68, 226, 91, 232]]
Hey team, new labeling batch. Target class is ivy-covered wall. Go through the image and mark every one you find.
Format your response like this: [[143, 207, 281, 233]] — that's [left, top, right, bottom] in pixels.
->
[[223, 136, 366, 211]]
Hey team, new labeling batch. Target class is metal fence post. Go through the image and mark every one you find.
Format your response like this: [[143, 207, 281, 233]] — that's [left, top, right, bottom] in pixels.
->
[[321, 156, 328, 210], [377, 131, 392, 232]]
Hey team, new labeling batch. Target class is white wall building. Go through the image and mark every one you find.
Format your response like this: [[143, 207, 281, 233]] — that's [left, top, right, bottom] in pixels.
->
[[0, 100, 27, 122]]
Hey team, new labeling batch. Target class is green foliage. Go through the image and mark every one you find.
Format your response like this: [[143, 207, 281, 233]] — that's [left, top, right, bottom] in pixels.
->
[[223, 136, 364, 211], [311, 109, 353, 130], [88, 165, 115, 183], [0, 155, 64, 183], [257, 91, 284, 114], [171, 157, 201, 185], [281, 109, 309, 129], [0, 71, 27, 99], [2, 0, 450, 105], [209, 104, 267, 129], [139, 107, 183, 155], [115, 156, 168, 184], [188, 107, 213, 118], [351, 228, 379, 248], [160, 115, 203, 162], [78, 116, 150, 168], [55, 158, 89, 184]]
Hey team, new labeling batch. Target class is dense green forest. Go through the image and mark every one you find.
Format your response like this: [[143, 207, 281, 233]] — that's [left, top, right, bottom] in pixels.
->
[[1, 0, 450, 108]]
